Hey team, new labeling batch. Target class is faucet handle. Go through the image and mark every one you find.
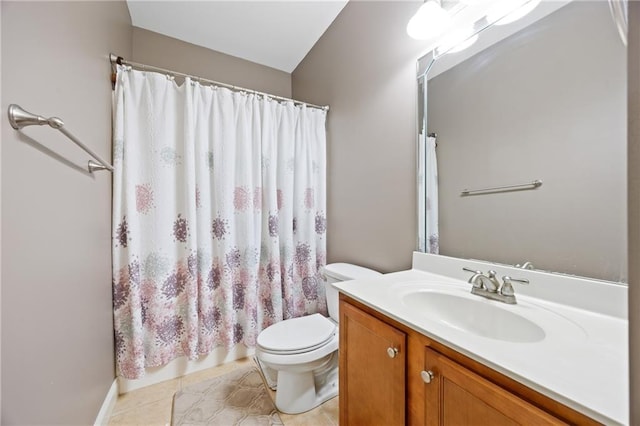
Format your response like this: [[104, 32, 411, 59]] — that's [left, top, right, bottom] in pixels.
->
[[500, 276, 529, 296], [485, 270, 501, 292], [503, 276, 529, 285]]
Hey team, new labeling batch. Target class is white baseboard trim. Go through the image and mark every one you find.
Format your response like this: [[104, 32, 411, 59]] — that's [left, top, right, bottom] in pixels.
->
[[118, 345, 255, 394], [94, 379, 119, 426]]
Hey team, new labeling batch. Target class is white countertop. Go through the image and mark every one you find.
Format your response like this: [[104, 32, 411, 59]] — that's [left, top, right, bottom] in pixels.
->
[[333, 253, 628, 425]]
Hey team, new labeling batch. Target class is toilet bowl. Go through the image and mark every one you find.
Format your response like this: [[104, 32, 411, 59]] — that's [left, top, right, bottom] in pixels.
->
[[255, 263, 382, 414]]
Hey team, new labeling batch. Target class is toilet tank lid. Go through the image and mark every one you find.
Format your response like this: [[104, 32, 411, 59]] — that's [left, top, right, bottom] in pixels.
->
[[322, 263, 382, 281]]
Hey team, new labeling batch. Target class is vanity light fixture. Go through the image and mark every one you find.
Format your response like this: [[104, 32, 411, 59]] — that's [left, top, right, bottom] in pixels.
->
[[407, 0, 452, 40], [485, 0, 542, 26], [409, 0, 540, 55]]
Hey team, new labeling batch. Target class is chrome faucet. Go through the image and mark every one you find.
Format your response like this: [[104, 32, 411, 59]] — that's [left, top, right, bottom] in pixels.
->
[[465, 268, 500, 292], [515, 261, 534, 270], [462, 268, 529, 304]]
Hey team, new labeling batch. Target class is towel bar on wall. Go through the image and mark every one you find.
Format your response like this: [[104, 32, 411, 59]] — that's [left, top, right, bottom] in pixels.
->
[[7, 104, 113, 173], [461, 180, 542, 196]]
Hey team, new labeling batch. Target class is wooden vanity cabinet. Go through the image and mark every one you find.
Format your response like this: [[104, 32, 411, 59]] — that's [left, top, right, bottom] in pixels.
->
[[339, 295, 600, 426], [339, 300, 406, 426]]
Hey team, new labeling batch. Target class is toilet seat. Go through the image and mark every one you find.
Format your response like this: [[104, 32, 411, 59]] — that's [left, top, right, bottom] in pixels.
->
[[257, 313, 336, 355]]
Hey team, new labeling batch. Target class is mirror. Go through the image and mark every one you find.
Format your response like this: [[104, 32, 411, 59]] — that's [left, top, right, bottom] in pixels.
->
[[417, 0, 627, 283]]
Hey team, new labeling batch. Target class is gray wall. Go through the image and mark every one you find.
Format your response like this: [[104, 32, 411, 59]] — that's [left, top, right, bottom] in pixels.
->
[[132, 27, 292, 98], [292, 1, 426, 272], [629, 2, 639, 423], [1, 2, 132, 424], [428, 1, 627, 282]]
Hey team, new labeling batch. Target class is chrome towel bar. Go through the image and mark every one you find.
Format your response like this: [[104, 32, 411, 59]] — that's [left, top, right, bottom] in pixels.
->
[[7, 104, 113, 173], [461, 180, 542, 196]]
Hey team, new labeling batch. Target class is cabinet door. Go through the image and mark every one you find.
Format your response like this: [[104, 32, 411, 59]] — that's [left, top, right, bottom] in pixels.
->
[[423, 347, 565, 426], [340, 301, 406, 426]]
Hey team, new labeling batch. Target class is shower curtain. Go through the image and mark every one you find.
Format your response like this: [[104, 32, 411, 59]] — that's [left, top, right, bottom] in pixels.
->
[[112, 66, 327, 379], [426, 135, 439, 253], [419, 133, 439, 254]]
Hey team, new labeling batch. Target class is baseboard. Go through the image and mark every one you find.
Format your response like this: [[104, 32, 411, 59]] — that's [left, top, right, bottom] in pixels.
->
[[94, 379, 119, 426], [118, 344, 255, 394]]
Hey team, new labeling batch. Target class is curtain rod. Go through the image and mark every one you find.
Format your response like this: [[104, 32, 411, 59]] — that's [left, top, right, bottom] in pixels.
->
[[109, 54, 329, 112]]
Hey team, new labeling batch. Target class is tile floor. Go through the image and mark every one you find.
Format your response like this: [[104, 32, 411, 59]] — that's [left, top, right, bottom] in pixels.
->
[[108, 357, 338, 425]]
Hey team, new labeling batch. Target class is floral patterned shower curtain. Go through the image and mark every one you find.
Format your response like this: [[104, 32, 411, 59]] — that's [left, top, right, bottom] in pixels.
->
[[112, 66, 327, 379]]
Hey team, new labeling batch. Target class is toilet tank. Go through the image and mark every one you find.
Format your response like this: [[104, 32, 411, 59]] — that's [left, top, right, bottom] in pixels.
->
[[321, 263, 382, 322]]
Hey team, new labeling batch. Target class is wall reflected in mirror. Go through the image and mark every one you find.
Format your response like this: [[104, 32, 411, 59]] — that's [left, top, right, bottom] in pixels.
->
[[417, 0, 627, 282]]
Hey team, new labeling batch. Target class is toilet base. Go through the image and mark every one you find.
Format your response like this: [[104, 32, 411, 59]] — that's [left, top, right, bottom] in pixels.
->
[[270, 353, 338, 414]]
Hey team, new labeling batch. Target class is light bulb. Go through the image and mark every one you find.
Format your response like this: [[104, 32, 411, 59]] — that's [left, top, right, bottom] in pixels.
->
[[407, 0, 452, 40], [486, 0, 542, 26]]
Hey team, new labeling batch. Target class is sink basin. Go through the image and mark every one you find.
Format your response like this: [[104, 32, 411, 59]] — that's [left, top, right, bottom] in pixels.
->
[[402, 291, 546, 343]]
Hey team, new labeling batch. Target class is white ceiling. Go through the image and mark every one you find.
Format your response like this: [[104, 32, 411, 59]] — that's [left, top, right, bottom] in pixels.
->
[[126, 1, 349, 73]]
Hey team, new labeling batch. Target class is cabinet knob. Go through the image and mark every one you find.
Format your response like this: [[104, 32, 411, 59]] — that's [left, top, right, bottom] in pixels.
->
[[387, 347, 399, 358], [421, 370, 435, 384]]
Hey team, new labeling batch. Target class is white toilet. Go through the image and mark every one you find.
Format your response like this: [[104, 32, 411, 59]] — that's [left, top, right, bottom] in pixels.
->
[[255, 263, 382, 414]]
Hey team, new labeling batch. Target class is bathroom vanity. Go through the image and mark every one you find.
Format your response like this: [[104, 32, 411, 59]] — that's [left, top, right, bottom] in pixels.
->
[[335, 253, 628, 425]]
